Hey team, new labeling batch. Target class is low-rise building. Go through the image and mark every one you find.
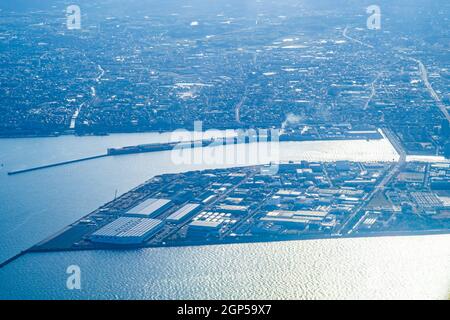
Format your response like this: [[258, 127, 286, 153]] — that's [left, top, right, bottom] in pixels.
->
[[90, 217, 163, 244]]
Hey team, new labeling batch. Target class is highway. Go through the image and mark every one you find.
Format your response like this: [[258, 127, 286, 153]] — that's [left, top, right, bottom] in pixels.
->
[[408, 57, 450, 123], [337, 128, 406, 235], [235, 92, 247, 124], [364, 72, 383, 110], [343, 26, 449, 123], [69, 102, 84, 130], [335, 28, 430, 235], [342, 26, 374, 49]]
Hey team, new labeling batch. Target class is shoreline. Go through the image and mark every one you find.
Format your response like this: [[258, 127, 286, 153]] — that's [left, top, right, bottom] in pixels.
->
[[1, 229, 449, 270], [30, 228, 450, 253], [1, 229, 448, 269], [1, 129, 447, 270], [0, 125, 247, 139]]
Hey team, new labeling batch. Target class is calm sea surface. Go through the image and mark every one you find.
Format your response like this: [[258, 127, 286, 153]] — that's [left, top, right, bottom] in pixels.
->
[[0, 133, 448, 299]]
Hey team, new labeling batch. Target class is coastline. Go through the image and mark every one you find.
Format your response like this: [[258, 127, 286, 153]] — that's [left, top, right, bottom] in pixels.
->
[[1, 229, 449, 269]]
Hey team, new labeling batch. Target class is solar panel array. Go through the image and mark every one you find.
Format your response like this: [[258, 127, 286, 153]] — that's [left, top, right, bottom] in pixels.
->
[[93, 217, 162, 238]]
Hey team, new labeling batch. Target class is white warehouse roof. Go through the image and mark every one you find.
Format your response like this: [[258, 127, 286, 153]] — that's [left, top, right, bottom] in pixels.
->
[[189, 220, 223, 229], [90, 217, 163, 244], [167, 203, 201, 222]]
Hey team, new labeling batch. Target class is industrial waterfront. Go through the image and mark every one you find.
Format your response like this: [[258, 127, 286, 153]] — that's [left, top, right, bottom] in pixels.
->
[[25, 159, 450, 255], [0, 132, 449, 299], [1, 0, 449, 302], [0, 130, 398, 262], [4, 126, 446, 258]]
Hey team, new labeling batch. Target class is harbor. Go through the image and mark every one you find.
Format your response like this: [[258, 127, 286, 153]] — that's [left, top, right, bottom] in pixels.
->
[[18, 158, 450, 259], [3, 125, 445, 263]]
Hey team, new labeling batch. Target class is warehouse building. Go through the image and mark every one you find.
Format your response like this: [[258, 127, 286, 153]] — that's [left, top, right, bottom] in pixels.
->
[[188, 220, 223, 235], [260, 209, 329, 227], [90, 217, 163, 244], [125, 198, 172, 218], [166, 203, 201, 223], [216, 204, 249, 214]]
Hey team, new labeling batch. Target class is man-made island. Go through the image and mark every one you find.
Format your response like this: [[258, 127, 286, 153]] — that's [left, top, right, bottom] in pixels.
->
[[25, 159, 450, 255]]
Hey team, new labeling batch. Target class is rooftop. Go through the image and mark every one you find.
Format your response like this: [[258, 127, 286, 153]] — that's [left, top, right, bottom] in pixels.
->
[[91, 217, 163, 238], [126, 198, 171, 217]]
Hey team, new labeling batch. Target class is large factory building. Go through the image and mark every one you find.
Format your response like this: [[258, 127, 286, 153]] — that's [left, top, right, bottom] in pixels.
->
[[124, 198, 172, 218], [90, 217, 163, 244]]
